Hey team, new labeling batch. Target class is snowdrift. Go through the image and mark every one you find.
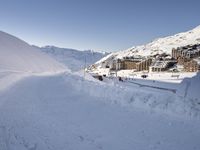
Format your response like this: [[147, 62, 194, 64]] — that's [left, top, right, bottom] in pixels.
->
[[0, 31, 66, 73], [68, 73, 200, 118], [180, 72, 200, 101], [0, 73, 200, 150]]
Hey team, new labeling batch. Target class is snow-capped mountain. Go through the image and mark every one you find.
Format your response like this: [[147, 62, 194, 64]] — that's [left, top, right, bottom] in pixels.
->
[[0, 30, 200, 150], [96, 25, 200, 64], [0, 31, 66, 73], [36, 46, 108, 71]]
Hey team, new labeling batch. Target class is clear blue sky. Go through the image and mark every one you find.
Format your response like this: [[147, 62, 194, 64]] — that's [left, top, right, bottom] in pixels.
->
[[0, 0, 200, 52]]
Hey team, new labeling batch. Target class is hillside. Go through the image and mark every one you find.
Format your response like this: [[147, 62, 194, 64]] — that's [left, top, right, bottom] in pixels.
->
[[96, 25, 200, 65], [0, 31, 67, 91], [0, 30, 200, 150], [37, 46, 108, 71], [0, 31, 66, 73]]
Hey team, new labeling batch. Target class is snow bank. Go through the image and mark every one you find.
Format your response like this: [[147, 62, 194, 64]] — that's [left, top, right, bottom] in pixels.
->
[[64, 73, 200, 118], [0, 72, 29, 92], [0, 31, 66, 73], [0, 74, 199, 150], [179, 72, 200, 101]]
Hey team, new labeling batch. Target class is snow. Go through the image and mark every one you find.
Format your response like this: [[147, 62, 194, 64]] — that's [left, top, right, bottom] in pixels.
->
[[0, 31, 66, 73], [90, 68, 197, 83], [194, 57, 200, 65], [0, 71, 28, 92], [0, 31, 68, 91], [180, 72, 200, 101], [0, 73, 200, 150], [116, 70, 196, 83], [37, 46, 108, 72], [0, 30, 200, 150]]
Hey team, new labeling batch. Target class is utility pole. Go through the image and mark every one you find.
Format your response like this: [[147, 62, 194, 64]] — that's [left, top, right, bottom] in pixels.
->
[[116, 59, 118, 77], [84, 54, 86, 80]]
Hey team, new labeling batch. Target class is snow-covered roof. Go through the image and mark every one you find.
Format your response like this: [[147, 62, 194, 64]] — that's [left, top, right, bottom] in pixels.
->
[[193, 57, 200, 65], [151, 61, 168, 68]]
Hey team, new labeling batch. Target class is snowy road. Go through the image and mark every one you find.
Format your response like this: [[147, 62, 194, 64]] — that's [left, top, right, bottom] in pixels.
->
[[124, 79, 177, 93]]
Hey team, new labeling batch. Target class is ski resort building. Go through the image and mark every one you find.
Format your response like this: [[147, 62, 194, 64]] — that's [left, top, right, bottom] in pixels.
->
[[149, 60, 176, 72], [110, 56, 152, 71], [184, 57, 200, 72], [172, 44, 200, 63], [109, 59, 123, 70], [172, 44, 200, 72]]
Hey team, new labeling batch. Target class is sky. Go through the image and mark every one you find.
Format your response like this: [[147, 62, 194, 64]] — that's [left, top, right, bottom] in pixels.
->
[[0, 0, 200, 52]]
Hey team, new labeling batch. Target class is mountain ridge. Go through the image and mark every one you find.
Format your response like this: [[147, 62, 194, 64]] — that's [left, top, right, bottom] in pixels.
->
[[36, 45, 109, 71], [95, 25, 200, 65], [0, 31, 66, 73]]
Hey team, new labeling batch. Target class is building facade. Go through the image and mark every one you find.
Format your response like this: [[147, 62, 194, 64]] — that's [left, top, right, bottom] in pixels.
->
[[184, 57, 200, 72], [111, 57, 152, 72], [171, 44, 200, 72], [172, 44, 200, 61]]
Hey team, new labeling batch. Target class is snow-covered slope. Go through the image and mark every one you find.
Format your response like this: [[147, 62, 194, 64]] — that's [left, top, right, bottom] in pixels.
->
[[0, 73, 200, 150], [37, 46, 108, 71], [0, 30, 200, 150], [96, 25, 200, 64], [0, 31, 66, 73], [180, 72, 200, 101]]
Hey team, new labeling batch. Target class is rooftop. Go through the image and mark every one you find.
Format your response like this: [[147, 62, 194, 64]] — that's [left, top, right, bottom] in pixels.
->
[[194, 57, 200, 65]]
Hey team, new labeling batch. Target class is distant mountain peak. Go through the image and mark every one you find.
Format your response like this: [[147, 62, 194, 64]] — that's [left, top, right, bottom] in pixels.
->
[[38, 46, 108, 71]]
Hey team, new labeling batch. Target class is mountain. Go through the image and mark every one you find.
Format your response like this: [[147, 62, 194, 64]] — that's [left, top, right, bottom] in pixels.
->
[[36, 46, 109, 71], [0, 30, 200, 150], [0, 31, 66, 73], [96, 25, 200, 65]]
